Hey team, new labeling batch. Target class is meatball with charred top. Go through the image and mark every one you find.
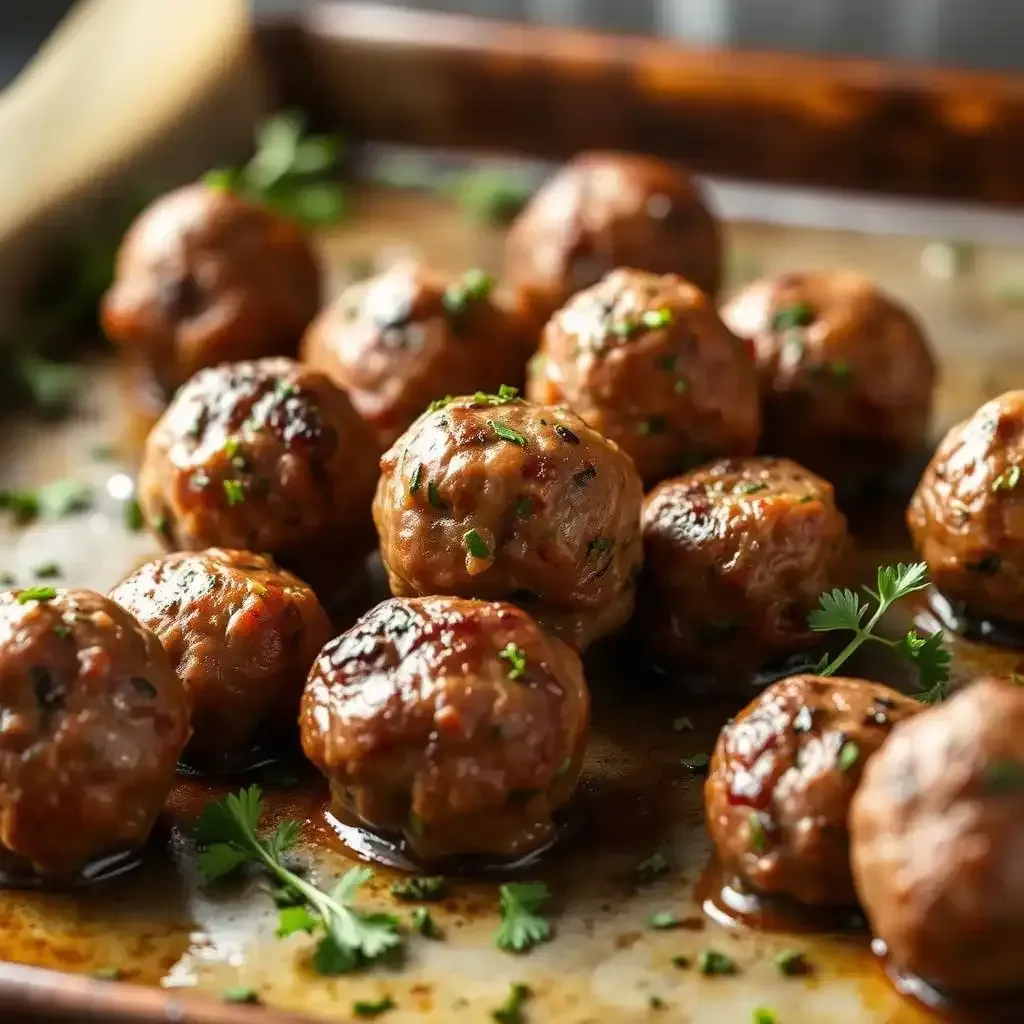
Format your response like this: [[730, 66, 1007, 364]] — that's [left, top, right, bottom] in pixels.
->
[[373, 389, 644, 650], [908, 390, 1024, 634], [851, 678, 1024, 993], [640, 457, 848, 680], [0, 588, 189, 879], [301, 596, 589, 862], [706, 674, 920, 906], [102, 184, 321, 395], [722, 271, 936, 493], [506, 152, 721, 322], [529, 269, 759, 486], [110, 549, 331, 768], [301, 262, 532, 449], [137, 358, 379, 588]]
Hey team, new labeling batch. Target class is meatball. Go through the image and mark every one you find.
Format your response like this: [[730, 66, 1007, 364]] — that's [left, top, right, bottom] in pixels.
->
[[301, 262, 531, 449], [528, 269, 759, 486], [851, 678, 1024, 992], [0, 588, 189, 878], [505, 152, 721, 322], [102, 184, 321, 395], [721, 271, 936, 492], [110, 549, 332, 767], [640, 457, 848, 679], [706, 674, 920, 906], [908, 391, 1024, 630], [372, 390, 644, 650], [301, 596, 589, 862], [137, 358, 379, 586]]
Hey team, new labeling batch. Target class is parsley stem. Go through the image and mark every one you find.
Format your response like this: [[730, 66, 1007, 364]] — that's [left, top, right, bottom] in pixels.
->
[[243, 831, 335, 926], [818, 601, 888, 677]]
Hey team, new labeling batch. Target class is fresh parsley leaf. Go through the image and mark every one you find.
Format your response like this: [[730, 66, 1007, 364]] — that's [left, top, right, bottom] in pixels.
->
[[901, 630, 953, 696], [492, 982, 530, 1024], [489, 419, 526, 446], [498, 642, 527, 681], [194, 787, 402, 973], [495, 882, 551, 953], [16, 586, 57, 604], [39, 479, 92, 518], [808, 587, 866, 633], [649, 911, 680, 930], [448, 168, 534, 227], [697, 949, 736, 975], [390, 876, 446, 901], [411, 906, 442, 938]]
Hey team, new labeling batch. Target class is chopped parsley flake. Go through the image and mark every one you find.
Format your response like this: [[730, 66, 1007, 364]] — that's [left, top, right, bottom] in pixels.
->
[[697, 949, 736, 975], [390, 876, 446, 901], [33, 562, 61, 579], [657, 354, 678, 372], [464, 529, 490, 558], [993, 465, 1021, 492], [830, 358, 853, 382], [498, 642, 528, 680], [515, 497, 533, 518], [587, 537, 613, 556], [16, 586, 57, 604], [223, 479, 245, 506], [649, 911, 680, 930], [735, 481, 768, 495], [473, 384, 520, 406], [124, 497, 145, 532], [638, 416, 668, 437], [673, 378, 689, 394], [773, 949, 810, 976], [442, 268, 494, 321], [427, 482, 447, 510], [837, 740, 860, 772], [753, 1009, 778, 1024], [409, 463, 423, 493], [353, 995, 395, 1017], [411, 906, 441, 938], [491, 983, 530, 1024], [223, 438, 241, 458], [749, 812, 767, 852], [489, 419, 526, 446], [221, 987, 260, 1005], [770, 302, 814, 331], [427, 395, 454, 414], [642, 308, 673, 329]]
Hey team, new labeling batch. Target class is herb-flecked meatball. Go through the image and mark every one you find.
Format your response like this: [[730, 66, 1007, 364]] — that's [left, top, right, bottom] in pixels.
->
[[110, 549, 331, 767], [0, 588, 189, 878], [908, 390, 1024, 630], [372, 390, 644, 650], [505, 152, 722, 322], [851, 678, 1024, 992], [301, 262, 532, 449], [722, 271, 936, 492], [301, 596, 589, 862], [640, 458, 848, 679], [528, 269, 759, 486], [102, 184, 321, 395], [707, 674, 920, 906], [137, 358, 379, 586]]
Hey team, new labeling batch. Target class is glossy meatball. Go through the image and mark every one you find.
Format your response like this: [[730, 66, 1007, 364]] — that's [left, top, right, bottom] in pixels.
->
[[301, 596, 589, 862], [301, 262, 532, 448], [640, 458, 848, 679], [138, 358, 379, 586], [0, 588, 189, 878], [528, 269, 759, 486], [505, 152, 722, 322], [722, 271, 936, 492], [102, 184, 321, 394], [110, 549, 332, 767], [908, 391, 1024, 629], [707, 674, 920, 906], [851, 678, 1024, 992], [372, 390, 644, 650]]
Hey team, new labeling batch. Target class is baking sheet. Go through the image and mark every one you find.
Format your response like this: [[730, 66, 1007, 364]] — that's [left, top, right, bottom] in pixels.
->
[[2, 188, 1024, 1022]]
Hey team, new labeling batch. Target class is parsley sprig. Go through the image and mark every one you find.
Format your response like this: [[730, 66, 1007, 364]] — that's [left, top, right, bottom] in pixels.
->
[[495, 882, 551, 952], [195, 787, 401, 973], [809, 563, 951, 698]]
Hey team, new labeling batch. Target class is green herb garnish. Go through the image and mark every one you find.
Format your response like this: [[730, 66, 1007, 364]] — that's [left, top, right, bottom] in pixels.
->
[[681, 753, 710, 773], [489, 420, 526, 446], [648, 911, 680, 930], [409, 464, 423, 493], [427, 395, 455, 414], [124, 498, 145, 532], [427, 482, 447, 510], [587, 537, 613, 556], [195, 786, 401, 974], [515, 497, 533, 518], [204, 110, 347, 226], [735, 481, 768, 495], [223, 480, 245, 507], [16, 586, 57, 604], [473, 384, 520, 406], [837, 741, 860, 772], [411, 907, 442, 938], [984, 759, 1024, 794], [809, 563, 951, 695], [753, 1009, 778, 1024], [390, 876, 446, 901], [464, 529, 490, 558], [0, 490, 40, 524], [993, 465, 1021, 493], [221, 987, 260, 1005], [749, 812, 766, 853], [448, 169, 533, 227], [642, 308, 673, 329], [491, 982, 530, 1024], [770, 303, 814, 331], [33, 563, 61, 579], [698, 949, 736, 976], [773, 949, 809, 976], [443, 269, 494, 320], [353, 996, 395, 1017], [495, 882, 551, 953], [91, 967, 122, 981], [498, 642, 527, 680], [39, 479, 92, 518]]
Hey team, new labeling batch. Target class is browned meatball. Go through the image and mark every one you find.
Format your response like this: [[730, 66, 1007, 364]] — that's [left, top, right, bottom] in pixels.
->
[[102, 184, 321, 395], [372, 390, 644, 650], [301, 262, 532, 449], [640, 458, 848, 679], [908, 391, 1024, 630], [851, 678, 1024, 993], [0, 588, 189, 878], [706, 674, 920, 906], [110, 549, 331, 767], [137, 358, 379, 587], [528, 269, 759, 486], [301, 596, 589, 862], [722, 271, 936, 492], [505, 152, 722, 322]]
